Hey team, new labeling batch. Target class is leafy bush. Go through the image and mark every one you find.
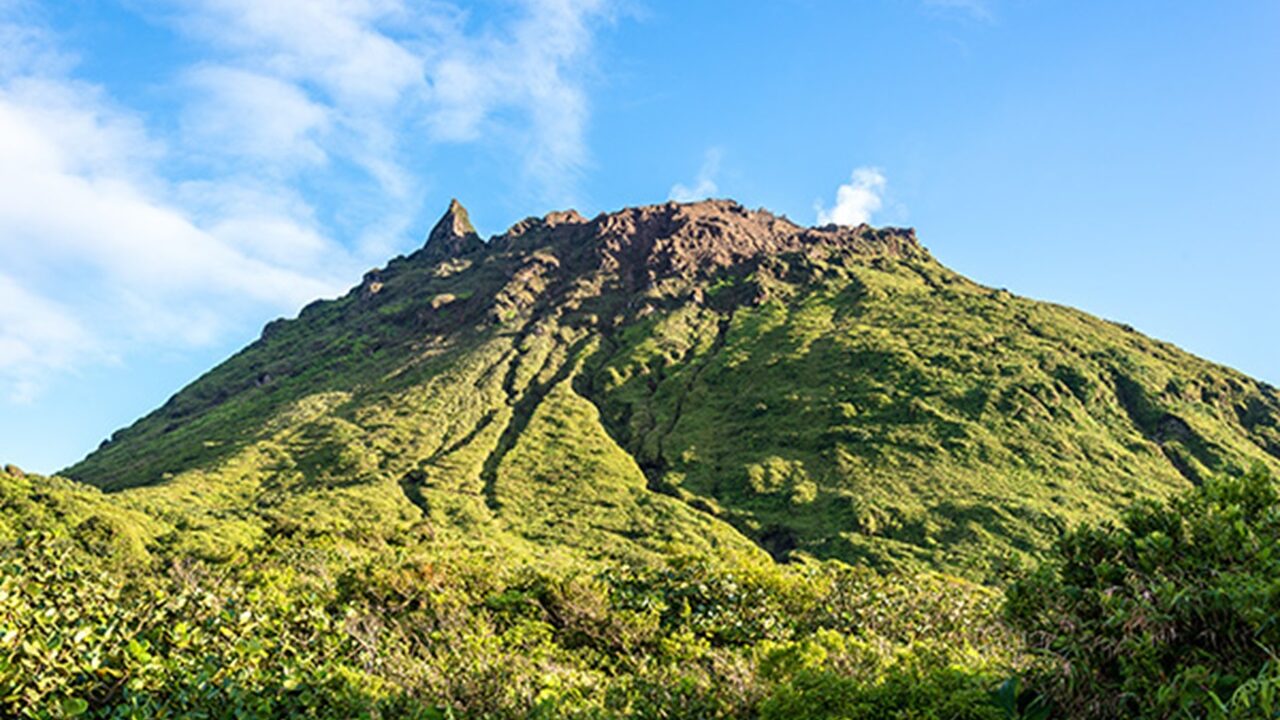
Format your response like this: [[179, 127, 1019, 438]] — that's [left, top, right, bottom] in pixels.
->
[[0, 534, 412, 718], [0, 529, 1023, 718], [1007, 465, 1280, 719]]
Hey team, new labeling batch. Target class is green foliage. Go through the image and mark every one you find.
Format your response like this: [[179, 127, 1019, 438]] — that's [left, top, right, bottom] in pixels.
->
[[1214, 661, 1280, 719], [0, 534, 408, 718], [759, 660, 1004, 720], [17, 202, 1280, 715], [0, 506, 1022, 718], [1006, 465, 1280, 719], [592, 263, 1280, 575], [58, 202, 1280, 579]]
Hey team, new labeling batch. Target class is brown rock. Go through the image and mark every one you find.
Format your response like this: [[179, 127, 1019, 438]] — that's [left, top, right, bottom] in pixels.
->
[[423, 199, 485, 259]]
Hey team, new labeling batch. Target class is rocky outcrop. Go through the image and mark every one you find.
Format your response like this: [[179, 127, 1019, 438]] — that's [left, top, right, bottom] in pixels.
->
[[423, 199, 485, 260]]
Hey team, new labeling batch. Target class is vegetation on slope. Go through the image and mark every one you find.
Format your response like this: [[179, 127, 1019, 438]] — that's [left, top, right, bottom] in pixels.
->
[[1009, 464, 1280, 718], [0, 465, 1025, 719], [7, 462, 1280, 718], [8, 198, 1280, 717], [62, 200, 1280, 577]]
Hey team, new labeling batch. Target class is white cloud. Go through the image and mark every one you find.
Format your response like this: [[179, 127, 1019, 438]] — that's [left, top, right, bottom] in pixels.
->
[[181, 0, 611, 201], [816, 167, 887, 227], [0, 57, 354, 400], [0, 6, 72, 79], [181, 0, 428, 108], [182, 65, 330, 167], [0, 80, 343, 304], [0, 1, 617, 403], [173, 0, 425, 203], [669, 148, 722, 203], [0, 275, 96, 403], [424, 0, 611, 200]]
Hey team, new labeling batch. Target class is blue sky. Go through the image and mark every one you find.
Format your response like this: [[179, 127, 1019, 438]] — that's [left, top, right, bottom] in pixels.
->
[[0, 0, 1276, 473]]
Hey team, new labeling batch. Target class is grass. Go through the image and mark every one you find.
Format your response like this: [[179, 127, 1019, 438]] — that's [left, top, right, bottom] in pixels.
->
[[10, 199, 1280, 716], [55, 203, 1280, 578]]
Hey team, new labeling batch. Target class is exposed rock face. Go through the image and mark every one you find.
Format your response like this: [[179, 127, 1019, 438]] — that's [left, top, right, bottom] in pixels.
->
[[581, 200, 925, 280], [466, 199, 925, 319], [400, 199, 926, 334], [502, 199, 923, 280], [423, 198, 484, 259]]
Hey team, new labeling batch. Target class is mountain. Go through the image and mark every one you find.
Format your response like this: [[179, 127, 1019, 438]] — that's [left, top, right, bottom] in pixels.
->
[[62, 199, 1280, 575]]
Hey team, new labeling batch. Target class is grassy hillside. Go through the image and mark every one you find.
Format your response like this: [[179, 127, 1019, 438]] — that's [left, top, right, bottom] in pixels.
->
[[0, 463, 1029, 718], [12, 198, 1280, 717], [61, 199, 1280, 577], [587, 254, 1280, 575], [7, 462, 1280, 718]]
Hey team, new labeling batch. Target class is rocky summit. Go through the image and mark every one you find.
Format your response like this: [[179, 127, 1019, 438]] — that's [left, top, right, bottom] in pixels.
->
[[63, 198, 1280, 576], [8, 198, 1280, 718]]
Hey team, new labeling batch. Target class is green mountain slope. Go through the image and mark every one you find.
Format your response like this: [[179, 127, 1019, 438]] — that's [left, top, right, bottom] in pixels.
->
[[63, 199, 1280, 574]]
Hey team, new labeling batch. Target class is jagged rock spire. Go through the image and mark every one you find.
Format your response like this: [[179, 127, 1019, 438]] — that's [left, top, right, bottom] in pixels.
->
[[424, 198, 484, 259]]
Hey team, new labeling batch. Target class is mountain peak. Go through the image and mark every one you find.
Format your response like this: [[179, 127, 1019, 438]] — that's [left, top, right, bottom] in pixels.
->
[[424, 198, 483, 258], [63, 192, 1280, 576]]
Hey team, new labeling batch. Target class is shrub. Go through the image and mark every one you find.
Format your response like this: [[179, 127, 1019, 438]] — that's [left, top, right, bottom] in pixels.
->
[[1006, 465, 1280, 719], [0, 508, 1022, 718]]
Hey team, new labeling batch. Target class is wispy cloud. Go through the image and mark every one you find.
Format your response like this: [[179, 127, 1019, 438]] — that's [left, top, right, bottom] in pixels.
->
[[181, 65, 331, 169], [0, 275, 95, 404], [669, 147, 722, 203], [922, 0, 994, 22], [0, 71, 354, 399], [179, 0, 429, 107], [174, 0, 428, 200], [0, 1, 616, 402], [424, 0, 611, 201], [816, 167, 887, 227], [179, 0, 610, 202]]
